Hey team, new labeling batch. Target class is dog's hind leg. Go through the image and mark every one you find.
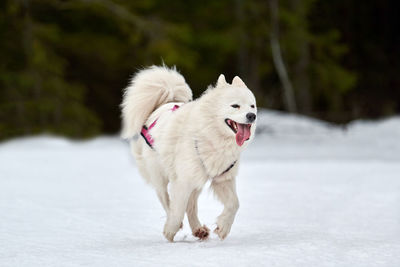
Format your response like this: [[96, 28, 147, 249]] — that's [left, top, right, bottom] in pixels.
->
[[211, 178, 239, 240], [186, 189, 209, 240], [163, 180, 194, 242], [134, 149, 170, 214], [156, 185, 169, 215]]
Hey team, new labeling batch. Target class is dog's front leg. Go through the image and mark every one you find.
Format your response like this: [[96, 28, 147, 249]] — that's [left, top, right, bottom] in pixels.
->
[[187, 189, 209, 240], [163, 180, 193, 242], [211, 178, 239, 240]]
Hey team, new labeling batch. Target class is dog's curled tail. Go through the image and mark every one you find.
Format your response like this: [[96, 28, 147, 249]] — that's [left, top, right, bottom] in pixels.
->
[[121, 65, 192, 139]]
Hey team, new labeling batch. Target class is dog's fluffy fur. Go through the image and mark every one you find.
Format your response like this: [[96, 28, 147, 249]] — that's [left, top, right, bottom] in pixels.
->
[[121, 66, 257, 241]]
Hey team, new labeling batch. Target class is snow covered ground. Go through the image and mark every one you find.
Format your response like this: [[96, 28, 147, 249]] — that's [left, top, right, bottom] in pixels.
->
[[1, 110, 399, 267]]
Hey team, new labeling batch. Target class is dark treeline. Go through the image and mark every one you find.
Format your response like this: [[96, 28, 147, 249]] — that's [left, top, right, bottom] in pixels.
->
[[0, 0, 398, 140]]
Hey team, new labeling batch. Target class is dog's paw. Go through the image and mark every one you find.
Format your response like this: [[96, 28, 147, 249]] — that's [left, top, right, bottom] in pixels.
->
[[163, 221, 181, 242], [163, 229, 176, 242], [214, 223, 232, 240], [193, 225, 210, 240]]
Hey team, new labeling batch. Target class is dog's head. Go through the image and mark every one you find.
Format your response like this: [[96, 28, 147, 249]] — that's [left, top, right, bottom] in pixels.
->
[[212, 74, 257, 147]]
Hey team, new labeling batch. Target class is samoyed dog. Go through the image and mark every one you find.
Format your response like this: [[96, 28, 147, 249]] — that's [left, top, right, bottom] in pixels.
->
[[121, 66, 257, 242]]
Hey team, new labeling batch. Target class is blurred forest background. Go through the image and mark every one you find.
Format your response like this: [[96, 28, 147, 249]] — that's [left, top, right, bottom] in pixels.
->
[[0, 0, 399, 140]]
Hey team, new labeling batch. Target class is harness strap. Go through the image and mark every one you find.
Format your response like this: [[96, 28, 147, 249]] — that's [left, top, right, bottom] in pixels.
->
[[140, 104, 180, 149], [220, 160, 237, 175], [194, 140, 237, 178], [140, 120, 157, 148]]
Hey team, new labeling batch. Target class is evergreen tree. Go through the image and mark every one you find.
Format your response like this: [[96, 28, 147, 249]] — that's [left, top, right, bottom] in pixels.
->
[[0, 0, 100, 139], [0, 0, 396, 140]]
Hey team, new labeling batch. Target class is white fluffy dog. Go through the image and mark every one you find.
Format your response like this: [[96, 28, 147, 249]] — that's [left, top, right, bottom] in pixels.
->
[[121, 66, 257, 242]]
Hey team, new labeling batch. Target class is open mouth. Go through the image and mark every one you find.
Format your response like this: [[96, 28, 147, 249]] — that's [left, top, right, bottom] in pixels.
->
[[225, 119, 252, 146]]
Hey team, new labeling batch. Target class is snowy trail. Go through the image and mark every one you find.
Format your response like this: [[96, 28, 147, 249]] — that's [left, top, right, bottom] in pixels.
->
[[1, 111, 400, 266]]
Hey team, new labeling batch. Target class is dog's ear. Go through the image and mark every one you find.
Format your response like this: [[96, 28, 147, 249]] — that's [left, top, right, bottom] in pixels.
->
[[232, 76, 246, 87], [216, 74, 228, 87]]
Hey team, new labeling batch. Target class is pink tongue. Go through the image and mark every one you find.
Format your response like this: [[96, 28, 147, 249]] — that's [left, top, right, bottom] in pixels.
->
[[236, 123, 251, 146]]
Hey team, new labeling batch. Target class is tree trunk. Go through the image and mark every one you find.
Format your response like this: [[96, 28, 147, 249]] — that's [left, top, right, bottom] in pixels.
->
[[235, 0, 247, 78], [292, 0, 311, 114], [294, 33, 311, 114], [269, 0, 297, 113]]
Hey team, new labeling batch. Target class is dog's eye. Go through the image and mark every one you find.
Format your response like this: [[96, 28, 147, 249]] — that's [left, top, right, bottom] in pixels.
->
[[231, 104, 240, 109], [251, 104, 255, 108]]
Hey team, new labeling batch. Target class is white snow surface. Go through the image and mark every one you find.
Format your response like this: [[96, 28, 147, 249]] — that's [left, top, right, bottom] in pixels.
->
[[1, 110, 399, 267]]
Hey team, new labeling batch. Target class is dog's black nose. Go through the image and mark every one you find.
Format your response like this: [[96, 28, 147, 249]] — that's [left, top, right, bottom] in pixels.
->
[[246, 112, 256, 123]]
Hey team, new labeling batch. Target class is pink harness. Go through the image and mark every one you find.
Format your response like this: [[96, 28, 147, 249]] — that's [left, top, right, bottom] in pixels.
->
[[140, 104, 180, 149], [140, 103, 236, 177]]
